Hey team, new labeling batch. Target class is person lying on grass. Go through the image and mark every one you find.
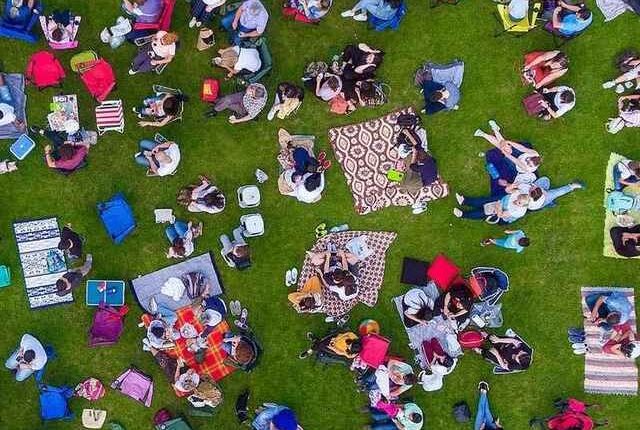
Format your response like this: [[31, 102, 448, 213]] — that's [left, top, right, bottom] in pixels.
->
[[212, 44, 262, 79], [453, 192, 530, 224], [481, 230, 530, 253], [473, 333, 531, 372], [177, 175, 226, 214], [204, 83, 267, 123]]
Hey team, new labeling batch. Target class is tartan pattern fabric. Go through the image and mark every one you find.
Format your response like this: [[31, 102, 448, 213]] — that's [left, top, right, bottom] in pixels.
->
[[174, 307, 236, 382], [296, 231, 396, 317]]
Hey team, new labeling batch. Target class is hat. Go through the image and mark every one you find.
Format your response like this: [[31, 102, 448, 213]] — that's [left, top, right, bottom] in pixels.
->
[[272, 408, 298, 430], [202, 309, 222, 327], [82, 409, 107, 429]]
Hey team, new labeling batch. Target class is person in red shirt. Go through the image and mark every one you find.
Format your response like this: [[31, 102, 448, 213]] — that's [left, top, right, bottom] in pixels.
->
[[31, 126, 91, 174]]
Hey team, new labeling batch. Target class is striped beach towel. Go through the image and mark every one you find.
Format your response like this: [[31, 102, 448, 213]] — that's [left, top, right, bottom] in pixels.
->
[[582, 286, 638, 395]]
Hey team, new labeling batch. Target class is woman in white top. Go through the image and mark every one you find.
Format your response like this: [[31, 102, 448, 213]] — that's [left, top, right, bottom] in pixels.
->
[[177, 175, 226, 214], [608, 94, 640, 134], [134, 139, 181, 177], [538, 85, 575, 120], [129, 31, 178, 74], [315, 72, 342, 101], [213, 45, 261, 79]]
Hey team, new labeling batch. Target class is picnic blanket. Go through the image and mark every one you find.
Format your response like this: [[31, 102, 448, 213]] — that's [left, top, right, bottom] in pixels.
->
[[0, 73, 27, 140], [581, 287, 638, 396], [392, 284, 462, 369], [602, 153, 640, 259], [296, 230, 396, 317], [174, 307, 235, 382], [596, 0, 633, 21], [13, 217, 71, 309], [582, 286, 638, 396], [131, 253, 224, 313], [328, 107, 448, 215]]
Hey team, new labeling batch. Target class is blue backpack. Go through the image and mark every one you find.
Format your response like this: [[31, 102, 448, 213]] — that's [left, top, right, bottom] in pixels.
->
[[39, 384, 74, 422], [606, 191, 637, 214]]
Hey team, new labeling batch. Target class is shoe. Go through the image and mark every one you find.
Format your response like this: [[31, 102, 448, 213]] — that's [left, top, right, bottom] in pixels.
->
[[455, 193, 464, 205], [412, 204, 427, 215], [298, 350, 312, 359], [480, 239, 492, 247], [285, 270, 293, 287], [568, 334, 586, 343], [353, 12, 367, 21], [317, 151, 327, 162], [196, 21, 202, 28], [341, 9, 355, 17], [625, 81, 635, 89], [239, 307, 248, 324], [572, 347, 588, 355], [290, 267, 298, 284], [267, 106, 277, 121], [488, 119, 500, 132], [315, 222, 327, 238], [324, 316, 335, 323], [453, 208, 463, 218], [478, 381, 489, 392], [602, 81, 615, 89], [568, 327, 585, 337], [204, 109, 218, 118], [128, 69, 138, 75], [230, 300, 242, 316], [189, 17, 197, 28], [336, 314, 350, 326], [615, 84, 625, 94], [572, 342, 588, 350], [572, 181, 586, 190], [473, 129, 484, 138], [306, 331, 316, 341]]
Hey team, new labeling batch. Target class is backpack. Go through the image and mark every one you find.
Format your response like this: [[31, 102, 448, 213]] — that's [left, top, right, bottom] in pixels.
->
[[201, 78, 219, 102], [606, 190, 636, 214], [153, 409, 172, 425], [452, 401, 471, 423], [26, 51, 66, 90]]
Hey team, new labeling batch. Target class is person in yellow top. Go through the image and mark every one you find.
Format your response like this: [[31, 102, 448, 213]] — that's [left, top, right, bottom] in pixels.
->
[[298, 330, 361, 360]]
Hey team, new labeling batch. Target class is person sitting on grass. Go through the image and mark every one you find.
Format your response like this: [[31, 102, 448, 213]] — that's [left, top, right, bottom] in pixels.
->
[[4, 333, 47, 382], [534, 85, 576, 120], [0, 72, 25, 130], [402, 288, 435, 328], [253, 404, 301, 430], [473, 332, 531, 372], [166, 220, 202, 259], [481, 230, 530, 253], [205, 83, 267, 123], [267, 82, 304, 121], [364, 358, 416, 400], [55, 254, 93, 296], [475, 382, 504, 430], [212, 44, 262, 79], [613, 158, 640, 191], [220, 0, 269, 45], [453, 192, 530, 224], [30, 125, 91, 175], [143, 318, 179, 350], [340, 0, 401, 22], [134, 92, 184, 127], [57, 224, 83, 260], [288, 275, 323, 313], [128, 31, 178, 75], [177, 175, 226, 214], [550, 0, 592, 37], [607, 94, 640, 134], [341, 43, 384, 81], [364, 402, 424, 430], [603, 52, 640, 94], [189, 0, 226, 28], [148, 348, 200, 395], [40, 10, 81, 44], [221, 333, 256, 367], [434, 283, 473, 324], [314, 72, 342, 102], [133, 138, 181, 177], [299, 330, 361, 360], [284, 0, 332, 21], [610, 225, 640, 258], [122, 0, 162, 24], [522, 50, 569, 89], [585, 291, 633, 331], [220, 226, 251, 269]]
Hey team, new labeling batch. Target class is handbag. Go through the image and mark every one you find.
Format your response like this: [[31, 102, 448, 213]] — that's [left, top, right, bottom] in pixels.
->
[[522, 92, 546, 117], [82, 409, 107, 429]]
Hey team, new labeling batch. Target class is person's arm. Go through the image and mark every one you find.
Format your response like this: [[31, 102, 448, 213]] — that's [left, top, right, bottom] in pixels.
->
[[152, 142, 172, 152], [505, 140, 537, 156], [232, 5, 244, 29], [504, 229, 516, 234], [487, 348, 509, 369], [608, 343, 626, 357], [44, 145, 57, 168], [339, 251, 348, 269], [524, 50, 560, 70], [489, 335, 521, 346], [404, 312, 427, 325], [146, 154, 159, 174], [558, 0, 581, 11], [539, 99, 560, 119], [228, 113, 253, 124], [535, 69, 566, 89], [357, 43, 380, 53], [589, 296, 606, 321], [239, 30, 261, 38], [138, 116, 174, 127], [315, 74, 324, 96], [323, 252, 331, 274], [552, 7, 563, 28]]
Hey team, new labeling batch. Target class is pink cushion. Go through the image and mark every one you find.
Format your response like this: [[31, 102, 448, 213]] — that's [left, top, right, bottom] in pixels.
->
[[426, 254, 460, 290], [359, 334, 390, 368]]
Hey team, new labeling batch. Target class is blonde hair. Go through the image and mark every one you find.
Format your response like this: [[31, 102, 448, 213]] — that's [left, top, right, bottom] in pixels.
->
[[161, 32, 179, 45]]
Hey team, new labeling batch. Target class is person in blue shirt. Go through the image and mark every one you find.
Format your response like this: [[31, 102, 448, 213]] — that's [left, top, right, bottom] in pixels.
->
[[252, 404, 300, 430], [586, 292, 633, 330], [551, 0, 592, 37], [482, 230, 530, 253]]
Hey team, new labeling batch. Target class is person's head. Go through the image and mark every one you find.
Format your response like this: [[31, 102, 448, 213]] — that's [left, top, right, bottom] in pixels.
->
[[629, 161, 640, 176], [150, 325, 166, 339], [319, 0, 331, 9], [246, 1, 263, 17], [180, 375, 198, 392], [529, 186, 543, 202], [402, 372, 417, 386], [606, 311, 621, 326], [234, 340, 254, 365], [160, 32, 179, 46], [347, 338, 362, 354], [514, 193, 530, 207], [203, 190, 225, 209], [622, 341, 640, 359], [415, 149, 429, 162], [233, 244, 250, 259], [247, 84, 266, 99], [343, 276, 357, 296], [299, 296, 317, 310], [51, 27, 65, 42], [22, 349, 35, 363], [559, 89, 575, 105], [551, 52, 569, 69], [163, 96, 180, 116], [8, 6, 19, 19], [58, 144, 76, 161], [429, 90, 445, 103], [527, 155, 543, 169], [331, 268, 347, 283], [55, 278, 69, 293], [304, 173, 322, 192], [407, 413, 422, 424], [515, 351, 531, 368], [576, 7, 591, 21], [440, 355, 454, 368], [57, 238, 71, 251], [172, 238, 186, 256], [306, 158, 320, 173], [518, 237, 530, 247], [325, 76, 340, 92], [386, 0, 402, 8], [365, 51, 384, 67], [621, 98, 640, 112]]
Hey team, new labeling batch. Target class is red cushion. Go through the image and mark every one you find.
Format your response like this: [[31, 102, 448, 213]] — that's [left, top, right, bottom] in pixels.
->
[[359, 333, 390, 368], [458, 330, 484, 349], [426, 254, 460, 290]]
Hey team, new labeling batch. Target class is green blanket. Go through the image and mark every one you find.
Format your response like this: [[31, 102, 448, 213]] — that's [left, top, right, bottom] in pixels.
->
[[603, 153, 640, 258]]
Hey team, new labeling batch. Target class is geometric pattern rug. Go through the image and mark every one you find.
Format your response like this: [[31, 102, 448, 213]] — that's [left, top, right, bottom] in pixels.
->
[[582, 286, 637, 396], [13, 217, 71, 309], [328, 107, 449, 215]]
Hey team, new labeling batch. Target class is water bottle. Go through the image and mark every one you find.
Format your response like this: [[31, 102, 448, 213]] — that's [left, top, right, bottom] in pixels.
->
[[329, 224, 349, 233], [485, 163, 500, 180]]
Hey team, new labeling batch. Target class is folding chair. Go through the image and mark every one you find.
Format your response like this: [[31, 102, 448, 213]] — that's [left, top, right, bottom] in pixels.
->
[[495, 2, 541, 37], [95, 100, 125, 135], [151, 85, 184, 124]]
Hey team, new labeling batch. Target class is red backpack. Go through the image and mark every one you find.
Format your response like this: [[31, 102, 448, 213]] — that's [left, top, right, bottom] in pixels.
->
[[26, 51, 66, 90]]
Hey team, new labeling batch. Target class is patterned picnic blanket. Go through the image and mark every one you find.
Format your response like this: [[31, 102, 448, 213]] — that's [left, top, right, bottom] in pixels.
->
[[296, 231, 396, 317], [603, 153, 640, 259], [174, 307, 236, 382], [582, 286, 638, 396], [328, 107, 449, 215]]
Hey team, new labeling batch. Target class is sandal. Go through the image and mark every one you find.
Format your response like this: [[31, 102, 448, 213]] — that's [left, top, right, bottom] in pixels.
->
[[315, 222, 327, 238], [317, 151, 327, 163], [320, 159, 332, 171]]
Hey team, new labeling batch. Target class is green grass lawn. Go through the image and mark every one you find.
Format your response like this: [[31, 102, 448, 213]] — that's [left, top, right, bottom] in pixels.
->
[[1, 0, 639, 429]]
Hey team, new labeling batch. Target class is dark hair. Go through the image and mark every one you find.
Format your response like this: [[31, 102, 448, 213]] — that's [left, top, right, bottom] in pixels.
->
[[403, 373, 417, 385], [386, 0, 402, 8], [576, 8, 591, 20], [441, 355, 454, 368], [332, 268, 347, 283], [629, 161, 640, 176], [299, 296, 317, 310], [560, 90, 574, 104], [51, 27, 64, 42], [529, 155, 542, 167], [348, 339, 362, 354], [344, 282, 357, 296], [305, 158, 320, 173], [326, 76, 340, 91], [606, 312, 621, 326], [57, 239, 70, 251], [530, 187, 543, 201], [320, 0, 331, 8], [234, 244, 250, 258], [203, 191, 225, 209], [56, 279, 66, 292], [408, 413, 422, 424], [150, 325, 165, 339], [172, 238, 186, 256], [234, 341, 254, 365], [622, 98, 640, 112], [517, 352, 531, 369], [0, 111, 4, 120], [429, 90, 445, 103], [163, 96, 180, 116], [304, 173, 322, 192], [23, 350, 35, 363], [58, 144, 76, 161], [518, 237, 530, 247]]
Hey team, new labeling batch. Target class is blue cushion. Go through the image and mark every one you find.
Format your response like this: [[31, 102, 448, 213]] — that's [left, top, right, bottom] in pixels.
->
[[97, 193, 136, 244]]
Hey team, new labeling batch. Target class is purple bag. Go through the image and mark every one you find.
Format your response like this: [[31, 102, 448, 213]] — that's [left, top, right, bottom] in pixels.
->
[[111, 367, 154, 407], [88, 304, 128, 347], [522, 92, 546, 118]]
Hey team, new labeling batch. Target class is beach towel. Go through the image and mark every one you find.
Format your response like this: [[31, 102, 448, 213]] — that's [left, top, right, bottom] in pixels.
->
[[582, 286, 638, 396], [596, 0, 632, 20], [0, 73, 27, 140], [13, 217, 71, 309], [328, 107, 448, 215], [603, 153, 640, 259], [131, 253, 224, 313], [296, 231, 396, 317]]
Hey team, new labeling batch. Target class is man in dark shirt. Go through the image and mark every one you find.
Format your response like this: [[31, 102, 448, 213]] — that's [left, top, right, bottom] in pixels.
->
[[58, 224, 83, 260], [56, 254, 93, 296]]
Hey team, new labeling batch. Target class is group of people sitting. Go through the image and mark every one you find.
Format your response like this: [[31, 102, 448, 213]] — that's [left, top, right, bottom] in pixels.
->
[[521, 50, 575, 121], [453, 120, 583, 224], [304, 43, 386, 115], [604, 51, 640, 133], [542, 0, 593, 37], [609, 157, 640, 258]]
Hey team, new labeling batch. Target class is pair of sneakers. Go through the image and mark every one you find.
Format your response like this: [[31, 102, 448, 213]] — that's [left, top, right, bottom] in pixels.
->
[[230, 301, 249, 330], [340, 9, 368, 21], [568, 327, 588, 355], [285, 268, 299, 287], [602, 80, 637, 94]]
